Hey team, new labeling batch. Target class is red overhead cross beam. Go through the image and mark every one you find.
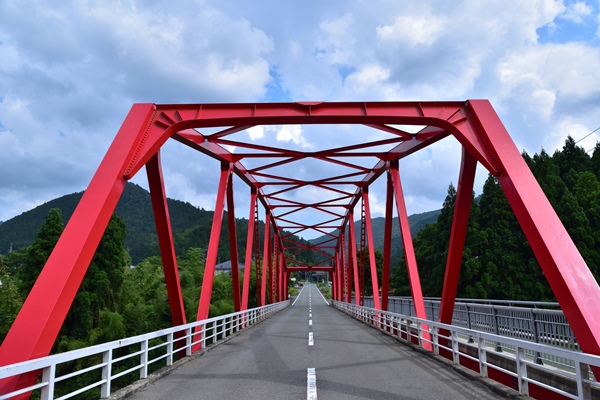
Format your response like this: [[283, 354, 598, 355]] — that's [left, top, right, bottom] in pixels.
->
[[2, 100, 600, 397]]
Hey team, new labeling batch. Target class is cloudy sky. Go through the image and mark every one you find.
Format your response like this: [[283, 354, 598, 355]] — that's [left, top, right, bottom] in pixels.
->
[[1, 0, 600, 239]]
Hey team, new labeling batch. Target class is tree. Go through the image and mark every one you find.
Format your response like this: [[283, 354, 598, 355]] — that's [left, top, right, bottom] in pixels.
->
[[61, 213, 129, 340], [19, 208, 64, 296], [0, 257, 23, 341]]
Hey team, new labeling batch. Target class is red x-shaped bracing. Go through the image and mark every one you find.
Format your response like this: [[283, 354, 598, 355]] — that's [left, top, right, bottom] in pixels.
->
[[2, 101, 600, 396]]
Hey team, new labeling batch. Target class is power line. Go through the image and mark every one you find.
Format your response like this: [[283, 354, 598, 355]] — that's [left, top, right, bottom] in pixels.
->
[[571, 125, 600, 154]]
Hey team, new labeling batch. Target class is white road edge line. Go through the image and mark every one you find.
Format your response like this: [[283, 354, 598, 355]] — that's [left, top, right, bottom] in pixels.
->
[[307, 368, 317, 400], [292, 285, 306, 306], [316, 286, 329, 305], [308, 332, 314, 346]]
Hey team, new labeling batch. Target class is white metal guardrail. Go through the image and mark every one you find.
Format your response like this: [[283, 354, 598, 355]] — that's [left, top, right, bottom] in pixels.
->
[[0, 301, 289, 400], [334, 300, 600, 400], [361, 296, 576, 366]]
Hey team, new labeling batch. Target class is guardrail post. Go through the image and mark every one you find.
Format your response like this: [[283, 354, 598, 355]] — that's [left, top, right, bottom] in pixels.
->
[[492, 306, 502, 352], [516, 347, 529, 395], [186, 327, 192, 356], [530, 309, 543, 364], [41, 364, 56, 400], [451, 331, 459, 365], [140, 339, 148, 379], [100, 349, 113, 398], [478, 337, 488, 378], [576, 361, 592, 400], [432, 326, 439, 355], [167, 332, 174, 366], [466, 304, 474, 343], [201, 322, 206, 349]]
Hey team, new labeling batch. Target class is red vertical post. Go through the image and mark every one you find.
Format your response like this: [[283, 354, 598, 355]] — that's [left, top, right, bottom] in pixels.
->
[[390, 160, 431, 350], [439, 149, 477, 325], [346, 227, 353, 303], [146, 152, 187, 327], [279, 249, 285, 301], [331, 250, 342, 300], [349, 210, 360, 305], [284, 270, 289, 300], [381, 168, 394, 311], [339, 232, 346, 302], [194, 162, 231, 347], [241, 188, 257, 311], [0, 104, 155, 397], [261, 210, 271, 306], [226, 173, 241, 312], [362, 189, 381, 309]]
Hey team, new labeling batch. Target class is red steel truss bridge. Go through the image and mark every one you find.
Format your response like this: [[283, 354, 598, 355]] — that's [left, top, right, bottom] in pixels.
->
[[2, 100, 600, 396]]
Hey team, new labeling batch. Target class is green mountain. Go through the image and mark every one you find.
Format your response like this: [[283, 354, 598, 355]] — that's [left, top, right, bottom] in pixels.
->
[[0, 183, 316, 265], [309, 209, 441, 266]]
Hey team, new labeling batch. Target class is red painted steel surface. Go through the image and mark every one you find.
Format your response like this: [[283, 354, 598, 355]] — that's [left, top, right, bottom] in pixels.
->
[[2, 100, 600, 397], [439, 149, 477, 326], [146, 153, 187, 326]]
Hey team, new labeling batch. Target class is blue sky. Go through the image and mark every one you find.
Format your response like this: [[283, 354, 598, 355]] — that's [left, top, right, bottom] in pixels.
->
[[0, 0, 599, 239]]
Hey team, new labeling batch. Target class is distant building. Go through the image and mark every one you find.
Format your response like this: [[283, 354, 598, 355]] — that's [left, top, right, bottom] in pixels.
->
[[214, 260, 245, 275]]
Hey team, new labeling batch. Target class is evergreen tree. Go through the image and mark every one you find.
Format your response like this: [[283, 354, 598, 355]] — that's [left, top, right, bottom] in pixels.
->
[[61, 214, 129, 340], [20, 208, 64, 296], [592, 142, 600, 179], [554, 136, 592, 185], [0, 257, 23, 341]]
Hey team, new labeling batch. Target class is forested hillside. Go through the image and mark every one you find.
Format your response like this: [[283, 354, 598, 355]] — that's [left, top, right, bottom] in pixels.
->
[[0, 183, 315, 265], [310, 210, 441, 266], [391, 137, 600, 301]]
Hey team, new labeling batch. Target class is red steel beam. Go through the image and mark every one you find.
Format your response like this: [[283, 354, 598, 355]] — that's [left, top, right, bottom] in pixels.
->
[[0, 103, 156, 396], [226, 171, 242, 312], [390, 160, 432, 350], [381, 168, 394, 311], [439, 149, 477, 325], [465, 100, 600, 359], [261, 210, 271, 306], [194, 163, 231, 350], [362, 189, 381, 309], [146, 152, 187, 327], [241, 188, 257, 311]]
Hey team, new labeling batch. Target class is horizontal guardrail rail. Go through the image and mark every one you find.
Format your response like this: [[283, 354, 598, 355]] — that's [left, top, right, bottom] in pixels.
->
[[334, 300, 600, 400], [360, 296, 575, 367], [0, 300, 289, 400]]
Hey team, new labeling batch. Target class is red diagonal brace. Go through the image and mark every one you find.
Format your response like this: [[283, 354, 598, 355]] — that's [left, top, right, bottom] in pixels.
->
[[226, 173, 241, 312], [193, 162, 231, 350], [146, 152, 187, 326], [362, 188, 381, 309], [0, 104, 156, 396], [390, 160, 432, 350]]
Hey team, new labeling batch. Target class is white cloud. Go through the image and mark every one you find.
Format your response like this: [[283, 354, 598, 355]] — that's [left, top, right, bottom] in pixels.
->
[[561, 1, 593, 23], [276, 125, 311, 148], [376, 15, 444, 47], [247, 126, 265, 140], [1, 0, 600, 238]]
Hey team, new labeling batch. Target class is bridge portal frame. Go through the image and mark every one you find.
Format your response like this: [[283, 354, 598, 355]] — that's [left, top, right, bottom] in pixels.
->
[[2, 100, 600, 396]]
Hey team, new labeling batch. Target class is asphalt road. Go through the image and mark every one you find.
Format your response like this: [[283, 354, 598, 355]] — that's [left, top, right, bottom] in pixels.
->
[[127, 284, 509, 400]]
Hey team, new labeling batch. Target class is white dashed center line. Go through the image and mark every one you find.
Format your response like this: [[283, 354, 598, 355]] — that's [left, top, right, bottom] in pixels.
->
[[308, 332, 314, 346], [307, 368, 317, 400]]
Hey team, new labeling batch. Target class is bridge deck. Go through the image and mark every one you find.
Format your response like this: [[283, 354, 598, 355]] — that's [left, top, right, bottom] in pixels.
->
[[125, 285, 511, 400]]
